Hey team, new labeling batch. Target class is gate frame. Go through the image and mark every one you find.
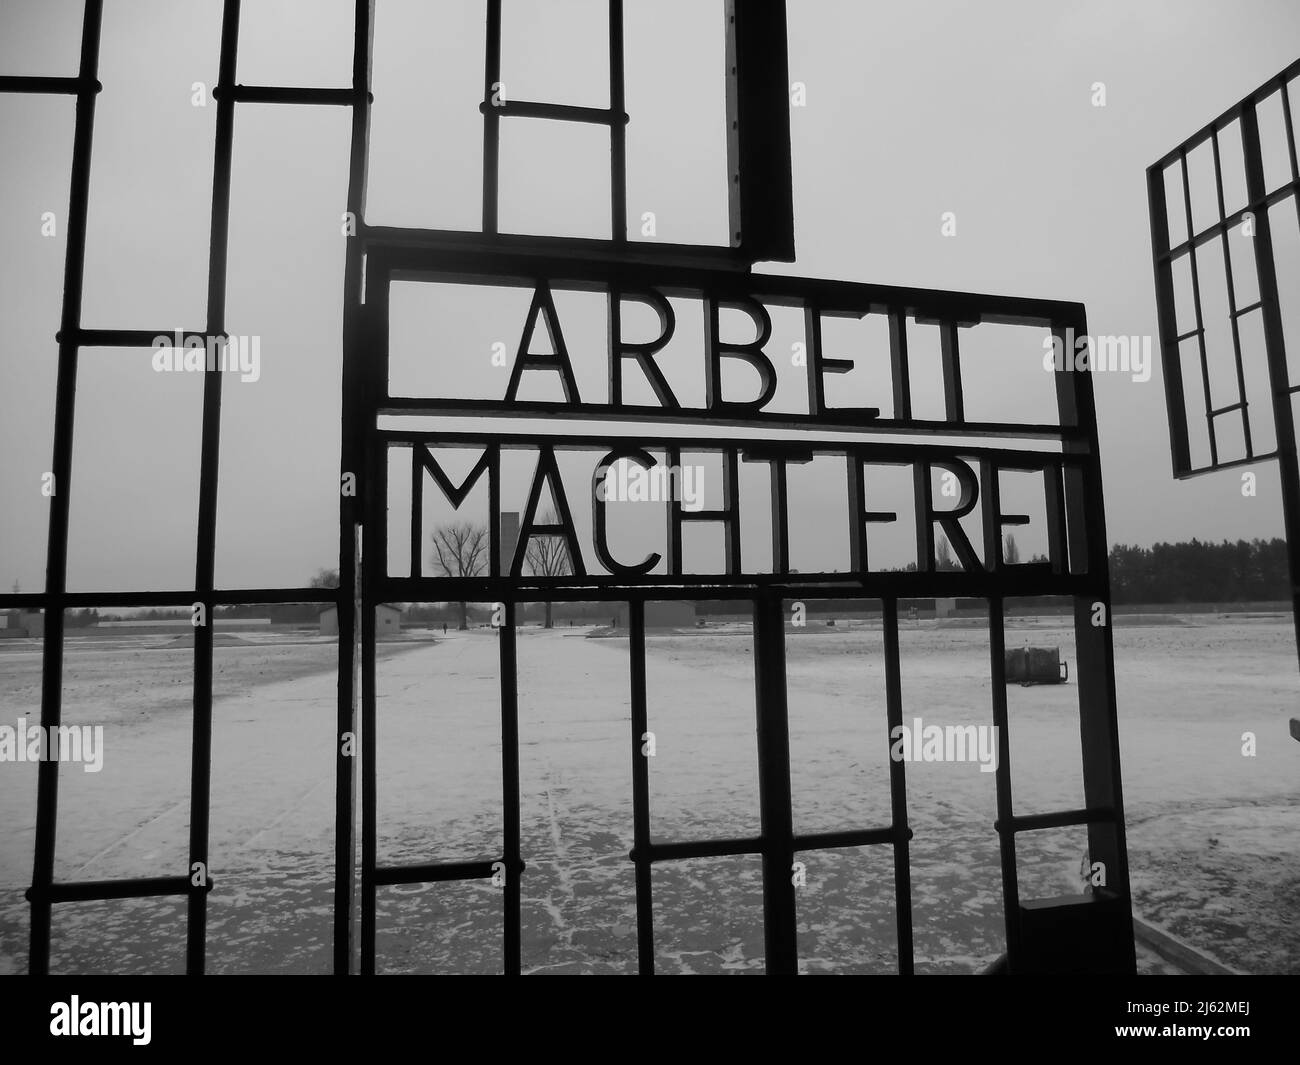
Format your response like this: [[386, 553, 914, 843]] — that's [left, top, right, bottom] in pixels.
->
[[0, 0, 1136, 976]]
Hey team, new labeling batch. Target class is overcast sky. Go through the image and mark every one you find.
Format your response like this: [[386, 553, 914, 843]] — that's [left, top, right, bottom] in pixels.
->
[[2, 0, 1300, 593]]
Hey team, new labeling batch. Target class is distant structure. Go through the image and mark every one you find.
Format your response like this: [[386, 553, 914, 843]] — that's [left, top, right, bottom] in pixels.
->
[[0, 610, 43, 638], [610, 602, 695, 629], [320, 604, 401, 639], [500, 511, 519, 574]]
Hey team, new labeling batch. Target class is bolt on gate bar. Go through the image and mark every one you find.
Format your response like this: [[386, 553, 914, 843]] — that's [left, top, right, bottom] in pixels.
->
[[1147, 57, 1300, 668], [2, 0, 1134, 975]]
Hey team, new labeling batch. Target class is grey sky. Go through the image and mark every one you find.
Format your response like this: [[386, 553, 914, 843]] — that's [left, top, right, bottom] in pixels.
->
[[3, 0, 1300, 593]]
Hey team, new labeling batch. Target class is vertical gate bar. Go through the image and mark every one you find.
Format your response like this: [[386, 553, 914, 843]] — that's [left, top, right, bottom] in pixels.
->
[[335, 0, 374, 974], [608, 0, 626, 242], [335, 521, 362, 973], [409, 448, 422, 578], [359, 564, 377, 973], [939, 321, 964, 423], [769, 457, 789, 575], [725, 0, 794, 261], [666, 445, 682, 574], [1241, 101, 1300, 669], [753, 591, 798, 974], [628, 598, 654, 973], [481, 0, 502, 234], [359, 211, 389, 974], [881, 598, 913, 975], [187, 0, 241, 976], [1147, 164, 1193, 475], [888, 309, 912, 421], [1281, 76, 1299, 183], [1057, 306, 1136, 972], [1285, 81, 1300, 255], [725, 448, 741, 574], [489, 445, 502, 577], [499, 600, 522, 974], [986, 597, 1021, 967], [845, 453, 865, 573], [29, 0, 103, 977], [1180, 151, 1219, 466], [1210, 130, 1254, 458]]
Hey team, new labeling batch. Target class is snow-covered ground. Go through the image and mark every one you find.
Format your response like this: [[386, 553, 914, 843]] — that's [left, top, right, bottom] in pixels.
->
[[0, 614, 1295, 974]]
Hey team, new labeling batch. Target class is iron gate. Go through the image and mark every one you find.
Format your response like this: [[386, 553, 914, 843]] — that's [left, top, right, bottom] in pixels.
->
[[3, 0, 1135, 975]]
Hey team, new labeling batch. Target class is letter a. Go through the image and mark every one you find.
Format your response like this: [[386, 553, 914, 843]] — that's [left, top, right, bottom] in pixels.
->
[[504, 284, 581, 404]]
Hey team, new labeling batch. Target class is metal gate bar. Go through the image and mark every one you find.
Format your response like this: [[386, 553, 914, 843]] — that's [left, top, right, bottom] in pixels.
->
[[627, 600, 655, 973], [880, 598, 915, 975], [499, 601, 523, 974], [986, 597, 1021, 962], [20, 0, 104, 979], [753, 591, 798, 973]]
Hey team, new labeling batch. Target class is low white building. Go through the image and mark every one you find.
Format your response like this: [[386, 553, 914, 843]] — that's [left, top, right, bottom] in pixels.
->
[[319, 603, 402, 638]]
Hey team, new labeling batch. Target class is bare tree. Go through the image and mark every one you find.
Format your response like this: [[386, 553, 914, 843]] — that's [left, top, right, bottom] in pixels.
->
[[935, 535, 958, 571], [524, 509, 572, 628], [310, 567, 339, 589], [431, 522, 489, 629]]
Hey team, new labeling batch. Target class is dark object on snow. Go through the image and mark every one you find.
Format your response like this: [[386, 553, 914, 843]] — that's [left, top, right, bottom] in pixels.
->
[[1005, 646, 1068, 685]]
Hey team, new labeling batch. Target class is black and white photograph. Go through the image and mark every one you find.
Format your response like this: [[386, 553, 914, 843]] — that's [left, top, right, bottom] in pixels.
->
[[0, 0, 1297, 1036]]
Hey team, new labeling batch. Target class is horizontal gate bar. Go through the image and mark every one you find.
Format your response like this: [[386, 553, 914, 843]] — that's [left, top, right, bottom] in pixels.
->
[[483, 99, 626, 125], [0, 75, 99, 94], [793, 827, 904, 851], [370, 245, 1084, 327], [631, 837, 765, 863], [27, 876, 208, 904], [0, 587, 341, 609], [57, 328, 214, 347], [363, 226, 753, 273], [382, 430, 1083, 458], [215, 85, 365, 105], [996, 807, 1118, 834], [381, 573, 1099, 600], [379, 401, 1074, 440], [373, 859, 525, 886]]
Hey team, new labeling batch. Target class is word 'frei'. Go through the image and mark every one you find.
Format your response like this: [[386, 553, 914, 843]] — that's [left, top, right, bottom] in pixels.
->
[[151, 331, 261, 382], [595, 463, 705, 512], [0, 716, 103, 772], [889, 717, 998, 773], [1042, 329, 1151, 383], [50, 997, 150, 1045]]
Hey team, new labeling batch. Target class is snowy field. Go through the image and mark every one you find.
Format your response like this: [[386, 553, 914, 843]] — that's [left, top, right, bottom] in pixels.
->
[[0, 614, 1295, 975]]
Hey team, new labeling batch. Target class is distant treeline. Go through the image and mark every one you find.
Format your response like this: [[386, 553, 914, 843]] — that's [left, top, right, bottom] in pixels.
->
[[1108, 538, 1289, 604], [33, 538, 1290, 627]]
